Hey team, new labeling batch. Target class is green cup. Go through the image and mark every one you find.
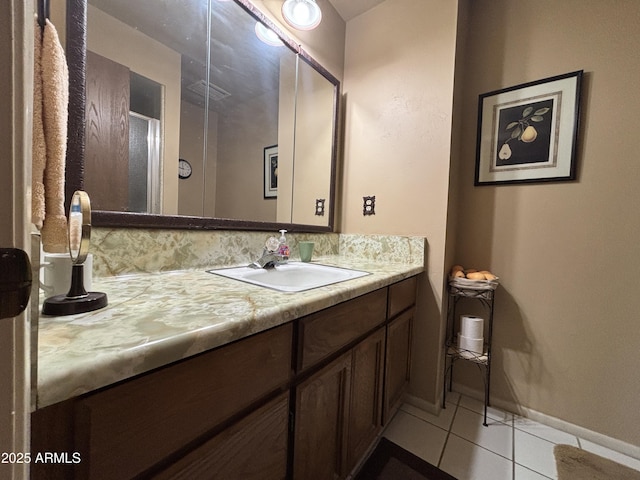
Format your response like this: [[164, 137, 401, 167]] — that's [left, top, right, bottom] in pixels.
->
[[298, 241, 315, 262]]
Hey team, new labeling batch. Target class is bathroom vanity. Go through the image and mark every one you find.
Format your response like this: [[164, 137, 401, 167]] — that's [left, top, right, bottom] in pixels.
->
[[31, 252, 421, 480], [39, 0, 427, 474]]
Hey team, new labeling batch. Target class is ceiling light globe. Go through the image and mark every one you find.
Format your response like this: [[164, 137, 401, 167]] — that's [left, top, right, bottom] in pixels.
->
[[255, 22, 283, 47], [293, 2, 311, 23], [282, 0, 322, 30]]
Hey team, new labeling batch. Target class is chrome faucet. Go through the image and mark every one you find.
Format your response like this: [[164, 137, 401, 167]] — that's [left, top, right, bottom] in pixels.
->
[[249, 235, 289, 269], [249, 249, 283, 269]]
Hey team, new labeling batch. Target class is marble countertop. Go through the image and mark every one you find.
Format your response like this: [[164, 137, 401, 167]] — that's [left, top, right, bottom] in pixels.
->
[[36, 255, 423, 409]]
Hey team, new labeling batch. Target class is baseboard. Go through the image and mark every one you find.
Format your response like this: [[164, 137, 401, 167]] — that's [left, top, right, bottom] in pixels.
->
[[403, 392, 441, 416], [449, 383, 640, 461], [402, 387, 640, 461]]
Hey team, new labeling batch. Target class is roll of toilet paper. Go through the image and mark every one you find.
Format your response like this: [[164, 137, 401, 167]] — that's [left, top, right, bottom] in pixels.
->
[[461, 315, 484, 339], [458, 333, 484, 354]]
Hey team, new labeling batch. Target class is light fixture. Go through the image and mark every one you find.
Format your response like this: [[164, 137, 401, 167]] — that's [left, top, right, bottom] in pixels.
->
[[255, 22, 284, 47], [281, 0, 322, 31]]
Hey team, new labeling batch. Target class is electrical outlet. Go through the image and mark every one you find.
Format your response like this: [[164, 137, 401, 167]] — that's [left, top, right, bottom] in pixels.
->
[[363, 196, 375, 216]]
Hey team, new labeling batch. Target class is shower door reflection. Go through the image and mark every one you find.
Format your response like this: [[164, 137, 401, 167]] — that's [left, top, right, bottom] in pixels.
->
[[128, 112, 161, 214]]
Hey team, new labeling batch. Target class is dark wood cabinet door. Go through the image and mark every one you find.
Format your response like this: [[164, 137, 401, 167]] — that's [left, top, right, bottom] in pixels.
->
[[383, 309, 413, 424], [152, 393, 289, 480], [85, 50, 129, 211], [293, 352, 352, 480], [347, 327, 385, 472]]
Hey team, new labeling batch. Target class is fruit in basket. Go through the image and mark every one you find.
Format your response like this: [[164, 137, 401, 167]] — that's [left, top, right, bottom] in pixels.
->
[[450, 265, 465, 276], [449, 265, 497, 281], [481, 271, 497, 281], [466, 272, 486, 280]]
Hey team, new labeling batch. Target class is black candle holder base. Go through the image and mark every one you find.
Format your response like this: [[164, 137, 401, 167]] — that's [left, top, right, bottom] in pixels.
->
[[42, 291, 108, 316], [41, 264, 108, 316]]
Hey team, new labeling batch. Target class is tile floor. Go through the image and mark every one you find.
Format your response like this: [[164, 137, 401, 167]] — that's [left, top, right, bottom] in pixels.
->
[[382, 392, 640, 479]]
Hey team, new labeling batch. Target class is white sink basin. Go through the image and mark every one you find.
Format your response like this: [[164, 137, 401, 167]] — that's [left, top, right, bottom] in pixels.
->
[[208, 262, 370, 292]]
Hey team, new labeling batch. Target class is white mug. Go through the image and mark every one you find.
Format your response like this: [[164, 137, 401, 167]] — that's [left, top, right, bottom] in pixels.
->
[[40, 253, 92, 297]]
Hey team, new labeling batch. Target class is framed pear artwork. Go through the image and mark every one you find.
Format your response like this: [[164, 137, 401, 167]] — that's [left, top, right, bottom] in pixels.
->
[[475, 71, 583, 185]]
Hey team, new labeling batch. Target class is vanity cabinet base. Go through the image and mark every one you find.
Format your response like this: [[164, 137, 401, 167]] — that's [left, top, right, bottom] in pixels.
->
[[31, 276, 419, 480]]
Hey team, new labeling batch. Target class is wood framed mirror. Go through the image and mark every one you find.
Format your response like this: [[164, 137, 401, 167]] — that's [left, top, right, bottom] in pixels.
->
[[65, 0, 340, 232]]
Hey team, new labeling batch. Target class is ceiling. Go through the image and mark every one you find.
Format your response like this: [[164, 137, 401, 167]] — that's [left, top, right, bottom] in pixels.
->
[[326, 0, 386, 22], [87, 0, 387, 109]]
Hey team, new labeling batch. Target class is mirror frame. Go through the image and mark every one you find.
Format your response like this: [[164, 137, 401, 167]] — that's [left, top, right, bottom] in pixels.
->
[[65, 0, 340, 232]]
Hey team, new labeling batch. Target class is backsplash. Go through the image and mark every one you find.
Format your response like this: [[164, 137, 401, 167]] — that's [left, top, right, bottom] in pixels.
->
[[90, 228, 424, 277], [339, 234, 424, 265]]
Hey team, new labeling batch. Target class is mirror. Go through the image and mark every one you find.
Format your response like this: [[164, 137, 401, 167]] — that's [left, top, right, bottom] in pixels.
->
[[291, 56, 337, 226], [65, 0, 339, 232]]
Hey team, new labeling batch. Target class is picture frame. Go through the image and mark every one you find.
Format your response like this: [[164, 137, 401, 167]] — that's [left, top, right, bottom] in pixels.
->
[[263, 144, 278, 198], [475, 70, 583, 186]]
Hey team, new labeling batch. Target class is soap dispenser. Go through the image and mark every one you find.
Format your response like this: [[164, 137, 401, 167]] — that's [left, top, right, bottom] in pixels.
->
[[277, 230, 290, 261]]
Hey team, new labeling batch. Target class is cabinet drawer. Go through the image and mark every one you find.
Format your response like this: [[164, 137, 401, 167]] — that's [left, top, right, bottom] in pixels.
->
[[153, 393, 289, 480], [76, 323, 293, 480], [387, 276, 417, 319], [297, 289, 387, 372]]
